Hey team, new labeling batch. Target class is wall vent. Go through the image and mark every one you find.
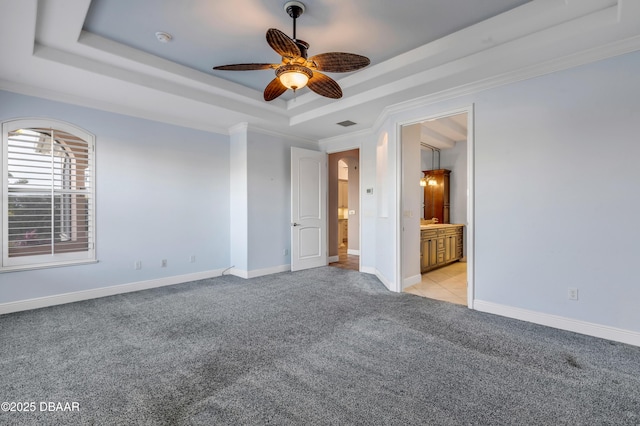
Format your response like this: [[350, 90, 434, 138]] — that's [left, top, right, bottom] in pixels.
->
[[336, 120, 357, 127]]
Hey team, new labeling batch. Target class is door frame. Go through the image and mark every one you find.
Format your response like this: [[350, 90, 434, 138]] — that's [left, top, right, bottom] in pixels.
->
[[326, 147, 362, 272], [396, 104, 475, 308]]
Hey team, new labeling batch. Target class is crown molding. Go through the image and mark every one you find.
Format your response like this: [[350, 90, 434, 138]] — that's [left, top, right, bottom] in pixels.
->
[[372, 34, 640, 134]]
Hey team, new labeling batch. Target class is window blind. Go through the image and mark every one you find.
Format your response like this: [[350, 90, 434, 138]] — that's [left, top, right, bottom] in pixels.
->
[[3, 120, 95, 269]]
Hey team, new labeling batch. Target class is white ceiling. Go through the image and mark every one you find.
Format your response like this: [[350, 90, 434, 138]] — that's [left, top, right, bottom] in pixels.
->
[[1, 0, 639, 141], [82, 0, 529, 94], [420, 113, 468, 150]]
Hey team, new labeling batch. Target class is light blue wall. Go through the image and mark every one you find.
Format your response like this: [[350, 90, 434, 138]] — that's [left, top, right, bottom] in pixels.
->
[[439, 141, 467, 227], [371, 50, 640, 332], [246, 130, 318, 272], [421, 141, 467, 226], [0, 90, 230, 303], [472, 50, 640, 330], [4, 47, 640, 336], [229, 125, 248, 272], [374, 124, 398, 288], [228, 127, 314, 276]]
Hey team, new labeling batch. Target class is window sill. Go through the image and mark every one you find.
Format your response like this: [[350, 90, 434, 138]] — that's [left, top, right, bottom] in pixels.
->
[[1, 259, 99, 273]]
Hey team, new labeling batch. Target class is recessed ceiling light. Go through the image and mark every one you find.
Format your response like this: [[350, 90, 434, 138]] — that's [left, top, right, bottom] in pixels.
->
[[337, 120, 357, 127], [155, 32, 172, 43]]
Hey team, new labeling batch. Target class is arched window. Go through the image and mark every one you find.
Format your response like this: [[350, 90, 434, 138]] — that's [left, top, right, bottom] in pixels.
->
[[2, 118, 95, 270]]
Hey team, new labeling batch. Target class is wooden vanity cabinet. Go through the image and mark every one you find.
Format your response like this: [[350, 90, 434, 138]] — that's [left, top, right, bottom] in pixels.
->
[[423, 169, 450, 224], [421, 230, 439, 272], [421, 225, 463, 273]]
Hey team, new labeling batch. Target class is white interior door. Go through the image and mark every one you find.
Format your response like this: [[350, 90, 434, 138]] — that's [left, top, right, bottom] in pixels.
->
[[291, 147, 327, 271]]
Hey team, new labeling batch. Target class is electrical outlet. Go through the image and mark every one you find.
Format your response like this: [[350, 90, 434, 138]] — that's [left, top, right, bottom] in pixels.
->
[[568, 288, 578, 301], [134, 260, 142, 270], [189, 255, 196, 263], [161, 259, 167, 268]]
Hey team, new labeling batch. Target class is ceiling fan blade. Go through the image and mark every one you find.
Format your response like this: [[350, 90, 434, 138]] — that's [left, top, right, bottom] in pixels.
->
[[213, 63, 276, 71], [264, 78, 288, 101], [266, 28, 301, 58], [308, 52, 370, 72], [307, 71, 342, 99]]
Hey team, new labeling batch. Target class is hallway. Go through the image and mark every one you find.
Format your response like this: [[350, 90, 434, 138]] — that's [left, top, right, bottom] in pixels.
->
[[328, 246, 359, 271]]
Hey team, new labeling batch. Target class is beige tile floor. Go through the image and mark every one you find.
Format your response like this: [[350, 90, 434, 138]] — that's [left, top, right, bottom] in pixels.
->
[[405, 261, 467, 305]]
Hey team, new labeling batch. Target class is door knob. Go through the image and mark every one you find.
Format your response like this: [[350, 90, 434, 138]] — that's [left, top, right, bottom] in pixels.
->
[[292, 222, 300, 227]]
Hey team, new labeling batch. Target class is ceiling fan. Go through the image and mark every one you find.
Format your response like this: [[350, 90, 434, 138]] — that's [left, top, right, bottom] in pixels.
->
[[212, 1, 370, 101]]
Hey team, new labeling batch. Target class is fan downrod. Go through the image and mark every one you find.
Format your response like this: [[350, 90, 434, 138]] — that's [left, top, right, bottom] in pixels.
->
[[284, 1, 305, 40]]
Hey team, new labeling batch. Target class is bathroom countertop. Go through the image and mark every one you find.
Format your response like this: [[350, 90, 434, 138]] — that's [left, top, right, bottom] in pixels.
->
[[420, 223, 464, 229]]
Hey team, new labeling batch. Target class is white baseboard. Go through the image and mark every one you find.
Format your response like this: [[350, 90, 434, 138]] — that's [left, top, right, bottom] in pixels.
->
[[0, 269, 223, 316], [375, 269, 395, 292], [231, 264, 290, 279], [347, 249, 360, 255], [402, 274, 421, 289], [474, 300, 640, 347], [229, 268, 249, 279], [360, 266, 376, 275], [328, 255, 339, 263]]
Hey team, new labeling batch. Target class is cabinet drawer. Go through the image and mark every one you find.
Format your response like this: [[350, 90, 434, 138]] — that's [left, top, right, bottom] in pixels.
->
[[437, 239, 445, 250], [422, 230, 437, 239], [437, 252, 445, 263]]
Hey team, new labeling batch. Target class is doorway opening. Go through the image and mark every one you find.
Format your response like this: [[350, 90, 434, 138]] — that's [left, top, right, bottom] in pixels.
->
[[328, 149, 360, 271], [400, 109, 473, 306]]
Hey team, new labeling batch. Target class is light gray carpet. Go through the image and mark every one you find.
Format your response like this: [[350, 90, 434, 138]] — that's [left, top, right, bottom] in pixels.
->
[[1, 267, 639, 425]]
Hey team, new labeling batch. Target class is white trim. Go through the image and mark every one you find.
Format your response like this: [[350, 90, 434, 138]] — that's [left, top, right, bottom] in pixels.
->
[[394, 122, 403, 293], [228, 122, 249, 135], [474, 300, 640, 348], [403, 274, 421, 289], [0, 270, 223, 315], [347, 249, 360, 255], [245, 123, 318, 148], [361, 266, 376, 275], [465, 105, 475, 309], [328, 255, 339, 263], [395, 105, 475, 300], [231, 263, 290, 279], [229, 268, 249, 279], [318, 128, 372, 148], [2, 118, 97, 271], [371, 35, 640, 136], [375, 269, 394, 292]]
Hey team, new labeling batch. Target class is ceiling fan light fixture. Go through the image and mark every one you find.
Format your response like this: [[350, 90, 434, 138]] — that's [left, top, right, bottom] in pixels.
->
[[212, 0, 369, 101], [276, 64, 312, 91]]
